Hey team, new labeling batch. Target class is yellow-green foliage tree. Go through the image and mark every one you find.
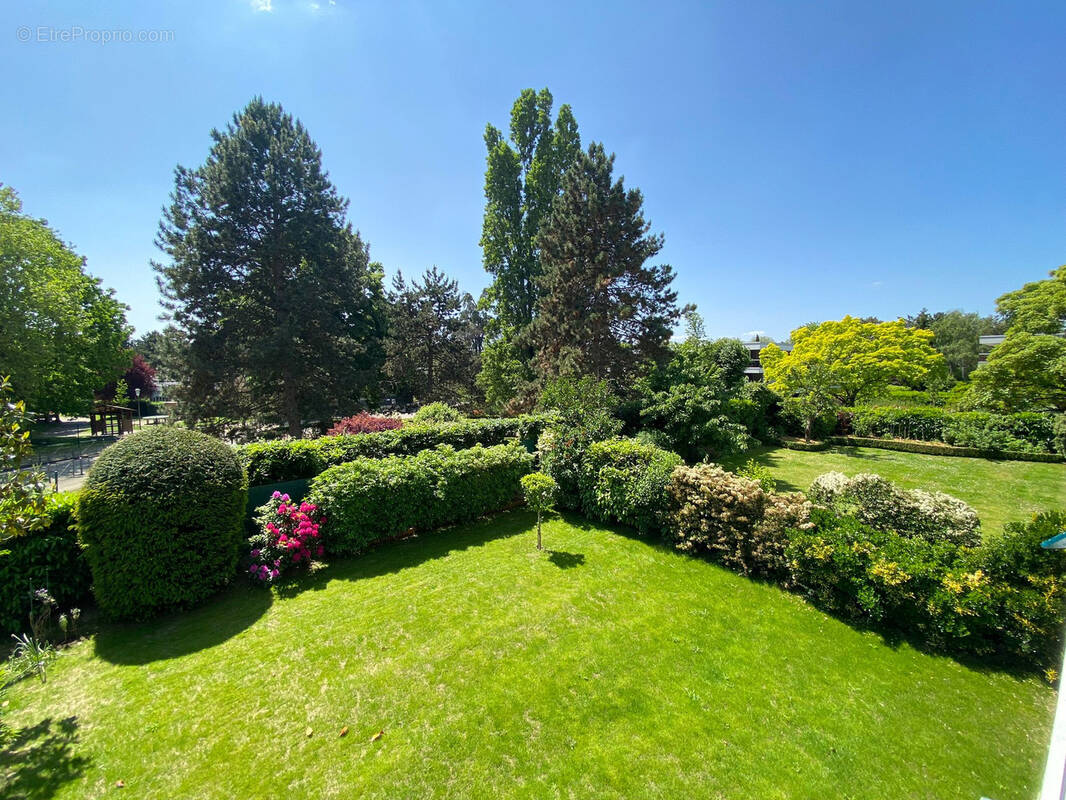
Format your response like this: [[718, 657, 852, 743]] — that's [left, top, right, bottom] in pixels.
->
[[761, 317, 947, 408]]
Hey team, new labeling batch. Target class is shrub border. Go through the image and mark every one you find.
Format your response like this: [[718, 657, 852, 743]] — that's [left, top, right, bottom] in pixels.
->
[[827, 436, 1066, 463], [780, 438, 831, 452]]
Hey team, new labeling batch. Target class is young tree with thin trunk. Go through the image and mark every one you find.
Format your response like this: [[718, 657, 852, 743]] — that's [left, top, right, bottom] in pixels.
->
[[521, 472, 558, 551]]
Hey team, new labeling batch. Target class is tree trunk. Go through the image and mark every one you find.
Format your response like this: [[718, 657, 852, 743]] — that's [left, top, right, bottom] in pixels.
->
[[804, 417, 813, 443], [283, 380, 301, 439]]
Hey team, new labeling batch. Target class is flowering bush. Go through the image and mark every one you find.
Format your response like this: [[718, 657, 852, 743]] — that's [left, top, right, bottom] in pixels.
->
[[248, 492, 325, 584], [808, 471, 980, 547], [787, 509, 1066, 665], [665, 464, 812, 578], [327, 413, 403, 436]]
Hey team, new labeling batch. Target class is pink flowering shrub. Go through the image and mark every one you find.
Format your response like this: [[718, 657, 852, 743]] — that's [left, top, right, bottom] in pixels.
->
[[247, 492, 325, 585], [327, 413, 403, 436]]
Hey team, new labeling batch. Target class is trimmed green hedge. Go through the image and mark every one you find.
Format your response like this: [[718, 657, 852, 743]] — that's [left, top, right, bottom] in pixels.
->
[[781, 438, 831, 452], [0, 494, 91, 634], [842, 406, 1056, 452], [239, 415, 550, 485], [308, 443, 534, 555], [828, 436, 1065, 463], [78, 427, 248, 621]]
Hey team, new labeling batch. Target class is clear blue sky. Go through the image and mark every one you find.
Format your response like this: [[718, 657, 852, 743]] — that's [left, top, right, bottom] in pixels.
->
[[2, 0, 1063, 340]]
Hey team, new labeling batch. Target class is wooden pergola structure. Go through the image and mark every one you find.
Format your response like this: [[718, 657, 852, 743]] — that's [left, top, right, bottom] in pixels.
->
[[89, 404, 135, 436]]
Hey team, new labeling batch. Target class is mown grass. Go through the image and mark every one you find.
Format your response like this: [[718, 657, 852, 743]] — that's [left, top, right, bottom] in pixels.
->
[[2, 511, 1056, 799], [722, 444, 1066, 534]]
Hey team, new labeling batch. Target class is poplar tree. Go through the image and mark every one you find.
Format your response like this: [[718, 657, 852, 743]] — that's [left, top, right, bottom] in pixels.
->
[[154, 98, 386, 436], [477, 88, 581, 410], [533, 143, 680, 383]]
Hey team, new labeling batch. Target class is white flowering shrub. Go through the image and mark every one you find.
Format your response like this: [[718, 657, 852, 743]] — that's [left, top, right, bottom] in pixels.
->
[[807, 471, 851, 506], [666, 464, 813, 577], [808, 471, 980, 547]]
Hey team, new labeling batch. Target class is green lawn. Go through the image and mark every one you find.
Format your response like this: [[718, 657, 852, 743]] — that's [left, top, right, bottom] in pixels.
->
[[2, 511, 1055, 799], [722, 445, 1066, 534]]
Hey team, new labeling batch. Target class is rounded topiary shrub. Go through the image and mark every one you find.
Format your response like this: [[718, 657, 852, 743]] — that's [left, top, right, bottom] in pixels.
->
[[77, 427, 248, 621]]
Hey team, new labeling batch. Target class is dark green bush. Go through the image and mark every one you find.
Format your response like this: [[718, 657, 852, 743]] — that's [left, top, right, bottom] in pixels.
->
[[787, 509, 1066, 665], [239, 415, 549, 485], [579, 438, 682, 534], [1055, 414, 1066, 455], [848, 406, 946, 441], [0, 494, 91, 634], [78, 427, 248, 621], [308, 443, 533, 555], [977, 511, 1066, 582], [781, 438, 831, 452]]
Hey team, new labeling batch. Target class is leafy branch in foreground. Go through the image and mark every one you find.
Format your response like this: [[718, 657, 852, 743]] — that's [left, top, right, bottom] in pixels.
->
[[0, 376, 48, 542]]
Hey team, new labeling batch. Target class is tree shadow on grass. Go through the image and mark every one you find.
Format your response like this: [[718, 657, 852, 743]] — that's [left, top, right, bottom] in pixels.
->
[[94, 511, 539, 664], [93, 582, 273, 666], [0, 716, 90, 800], [546, 550, 585, 569], [279, 509, 538, 592]]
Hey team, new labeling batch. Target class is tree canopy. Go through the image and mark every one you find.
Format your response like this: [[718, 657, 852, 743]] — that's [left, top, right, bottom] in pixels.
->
[[966, 332, 1066, 412], [477, 88, 582, 411], [384, 267, 483, 405], [760, 317, 947, 406], [995, 265, 1066, 335], [929, 310, 983, 380], [154, 98, 387, 436], [532, 143, 680, 383], [0, 186, 130, 415]]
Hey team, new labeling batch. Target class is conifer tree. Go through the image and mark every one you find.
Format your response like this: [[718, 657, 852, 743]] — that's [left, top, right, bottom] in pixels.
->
[[154, 98, 386, 436], [384, 267, 482, 405], [532, 143, 680, 383]]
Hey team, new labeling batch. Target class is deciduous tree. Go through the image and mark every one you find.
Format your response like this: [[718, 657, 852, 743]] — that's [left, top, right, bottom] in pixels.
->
[[996, 265, 1066, 335], [930, 310, 983, 380], [0, 186, 130, 416], [760, 317, 947, 407], [478, 88, 581, 410], [0, 377, 47, 541], [966, 333, 1066, 412]]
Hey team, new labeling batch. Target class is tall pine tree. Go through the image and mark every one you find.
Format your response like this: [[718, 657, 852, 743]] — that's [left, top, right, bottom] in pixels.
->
[[154, 98, 386, 437], [533, 143, 680, 384], [477, 88, 581, 411]]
